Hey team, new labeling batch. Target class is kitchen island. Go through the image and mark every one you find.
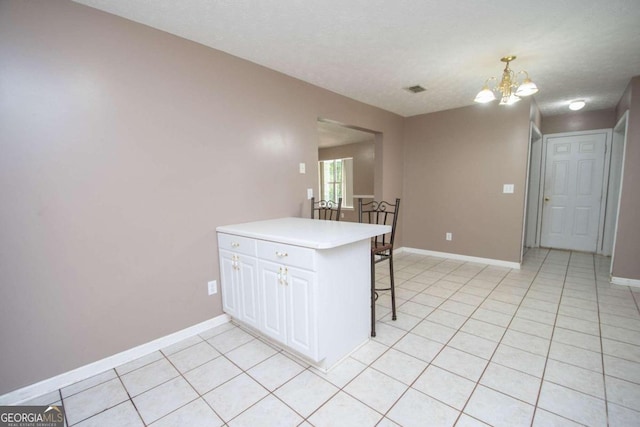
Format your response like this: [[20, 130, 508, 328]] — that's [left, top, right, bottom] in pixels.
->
[[216, 217, 391, 370]]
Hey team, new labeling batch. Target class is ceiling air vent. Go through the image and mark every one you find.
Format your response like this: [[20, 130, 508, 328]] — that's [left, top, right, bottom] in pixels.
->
[[405, 85, 426, 94]]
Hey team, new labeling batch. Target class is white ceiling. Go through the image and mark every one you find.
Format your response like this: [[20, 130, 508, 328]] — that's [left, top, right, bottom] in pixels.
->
[[74, 0, 640, 117]]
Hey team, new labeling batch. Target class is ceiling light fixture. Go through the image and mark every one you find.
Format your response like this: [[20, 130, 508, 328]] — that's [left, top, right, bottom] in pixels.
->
[[569, 100, 586, 111], [474, 56, 539, 106]]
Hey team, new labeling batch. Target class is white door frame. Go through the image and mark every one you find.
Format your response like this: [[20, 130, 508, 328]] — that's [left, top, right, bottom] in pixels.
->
[[521, 122, 542, 260], [609, 111, 629, 273], [537, 128, 613, 254]]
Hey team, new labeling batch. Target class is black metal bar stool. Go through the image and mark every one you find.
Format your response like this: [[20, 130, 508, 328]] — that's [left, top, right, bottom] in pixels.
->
[[358, 197, 400, 337]]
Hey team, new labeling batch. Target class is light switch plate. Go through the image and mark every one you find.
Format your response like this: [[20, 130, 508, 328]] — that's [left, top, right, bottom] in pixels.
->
[[503, 184, 515, 194], [299, 163, 306, 174], [307, 188, 313, 199]]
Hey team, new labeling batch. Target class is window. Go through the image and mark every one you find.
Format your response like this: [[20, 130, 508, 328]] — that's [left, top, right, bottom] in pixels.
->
[[318, 158, 353, 208]]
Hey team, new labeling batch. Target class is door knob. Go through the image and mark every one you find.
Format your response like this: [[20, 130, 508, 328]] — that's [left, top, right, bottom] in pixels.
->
[[544, 197, 550, 202]]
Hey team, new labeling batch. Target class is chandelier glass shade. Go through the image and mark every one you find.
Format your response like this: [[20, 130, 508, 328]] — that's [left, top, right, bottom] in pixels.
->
[[474, 56, 538, 105]]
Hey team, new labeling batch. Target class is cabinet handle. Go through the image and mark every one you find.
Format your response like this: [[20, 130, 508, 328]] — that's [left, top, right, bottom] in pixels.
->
[[275, 251, 288, 258], [277, 267, 288, 285], [231, 242, 240, 248]]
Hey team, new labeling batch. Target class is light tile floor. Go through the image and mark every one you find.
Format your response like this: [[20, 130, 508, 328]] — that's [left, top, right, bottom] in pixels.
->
[[25, 249, 640, 426]]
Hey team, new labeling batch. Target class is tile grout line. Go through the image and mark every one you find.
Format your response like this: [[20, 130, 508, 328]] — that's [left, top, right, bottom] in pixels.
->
[[381, 258, 498, 424], [446, 260, 525, 426], [527, 249, 570, 427], [159, 338, 226, 426], [204, 336, 305, 425], [75, 326, 260, 426], [57, 389, 69, 427], [528, 251, 611, 426], [332, 251, 616, 422], [439, 256, 563, 411], [61, 368, 143, 427], [324, 257, 450, 423], [501, 254, 602, 419], [379, 258, 517, 424], [180, 318, 400, 426], [630, 282, 640, 317], [201, 326, 338, 426], [451, 248, 553, 426], [593, 253, 611, 427], [113, 368, 147, 426], [327, 256, 495, 424]]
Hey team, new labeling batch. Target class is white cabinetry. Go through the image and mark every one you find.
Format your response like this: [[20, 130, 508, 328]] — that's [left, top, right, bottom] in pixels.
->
[[284, 266, 317, 360], [257, 240, 318, 360], [218, 234, 260, 330], [217, 218, 390, 370], [256, 260, 287, 343]]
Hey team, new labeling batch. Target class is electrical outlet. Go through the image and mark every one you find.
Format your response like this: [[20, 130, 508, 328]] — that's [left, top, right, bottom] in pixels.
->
[[207, 280, 217, 295], [307, 188, 313, 199], [446, 232, 452, 241]]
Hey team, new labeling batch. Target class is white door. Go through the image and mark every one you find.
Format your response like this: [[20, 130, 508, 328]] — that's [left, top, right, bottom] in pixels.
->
[[540, 132, 607, 252]]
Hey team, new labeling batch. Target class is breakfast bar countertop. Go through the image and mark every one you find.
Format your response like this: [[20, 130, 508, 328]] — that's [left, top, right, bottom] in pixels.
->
[[216, 217, 390, 249]]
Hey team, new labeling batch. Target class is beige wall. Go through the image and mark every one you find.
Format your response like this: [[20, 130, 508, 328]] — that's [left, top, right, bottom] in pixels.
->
[[612, 77, 640, 280], [318, 141, 375, 222], [403, 101, 532, 263], [542, 109, 617, 134], [0, 0, 404, 394]]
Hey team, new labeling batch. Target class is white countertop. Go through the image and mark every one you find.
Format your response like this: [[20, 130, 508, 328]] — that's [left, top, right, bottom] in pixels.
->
[[216, 217, 391, 249]]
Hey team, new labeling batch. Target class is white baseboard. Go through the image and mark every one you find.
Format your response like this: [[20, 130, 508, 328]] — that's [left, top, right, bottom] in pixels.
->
[[398, 247, 521, 269], [611, 276, 640, 288], [0, 314, 230, 405]]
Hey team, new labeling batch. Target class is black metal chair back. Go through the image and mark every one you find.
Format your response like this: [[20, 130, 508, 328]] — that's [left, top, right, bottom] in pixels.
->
[[358, 198, 400, 253], [311, 197, 342, 221]]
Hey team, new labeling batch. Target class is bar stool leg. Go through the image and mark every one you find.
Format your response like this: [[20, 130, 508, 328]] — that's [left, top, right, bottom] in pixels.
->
[[371, 254, 376, 337], [389, 253, 397, 321]]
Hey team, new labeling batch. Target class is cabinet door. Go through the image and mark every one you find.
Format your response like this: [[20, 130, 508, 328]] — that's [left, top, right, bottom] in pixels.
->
[[237, 255, 259, 329], [258, 260, 287, 344], [286, 266, 318, 361], [219, 250, 239, 317]]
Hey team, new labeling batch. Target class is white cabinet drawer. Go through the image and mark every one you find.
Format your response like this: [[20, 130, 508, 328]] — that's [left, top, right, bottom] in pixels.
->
[[257, 241, 316, 270], [218, 233, 257, 257]]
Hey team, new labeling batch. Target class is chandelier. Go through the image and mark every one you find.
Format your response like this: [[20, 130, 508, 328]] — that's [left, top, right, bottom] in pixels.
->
[[474, 56, 538, 105]]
